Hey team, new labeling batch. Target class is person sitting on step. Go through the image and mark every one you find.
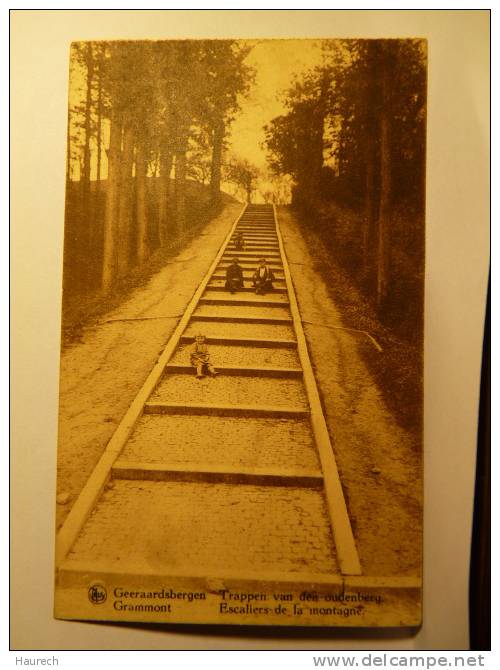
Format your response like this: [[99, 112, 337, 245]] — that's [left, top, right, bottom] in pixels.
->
[[225, 257, 244, 294], [234, 232, 245, 250], [252, 258, 275, 295], [190, 334, 218, 379]]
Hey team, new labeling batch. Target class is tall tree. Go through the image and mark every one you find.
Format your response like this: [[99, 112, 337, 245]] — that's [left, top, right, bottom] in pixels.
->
[[95, 44, 106, 184], [197, 41, 254, 205], [151, 42, 176, 247], [376, 42, 393, 307], [101, 42, 131, 291], [81, 43, 94, 224], [135, 133, 148, 264], [225, 157, 260, 203], [117, 116, 135, 275], [168, 41, 204, 234], [102, 104, 122, 291], [264, 65, 335, 206]]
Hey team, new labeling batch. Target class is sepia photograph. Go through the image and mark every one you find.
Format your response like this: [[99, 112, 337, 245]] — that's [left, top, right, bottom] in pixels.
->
[[53, 37, 426, 628]]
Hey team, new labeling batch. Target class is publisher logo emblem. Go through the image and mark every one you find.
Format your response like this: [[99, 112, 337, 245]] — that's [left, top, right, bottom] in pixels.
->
[[88, 583, 107, 605]]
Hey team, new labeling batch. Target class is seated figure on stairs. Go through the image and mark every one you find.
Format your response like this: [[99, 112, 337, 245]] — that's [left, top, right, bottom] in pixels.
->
[[234, 232, 245, 250], [190, 334, 219, 379], [252, 258, 275, 295], [225, 258, 244, 294]]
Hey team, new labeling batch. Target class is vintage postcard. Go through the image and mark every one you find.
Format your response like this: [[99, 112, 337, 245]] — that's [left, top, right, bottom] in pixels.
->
[[54, 38, 426, 627]]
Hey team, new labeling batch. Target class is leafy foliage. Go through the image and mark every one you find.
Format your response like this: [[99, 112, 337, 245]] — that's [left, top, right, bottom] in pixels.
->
[[264, 39, 426, 336], [224, 156, 261, 203]]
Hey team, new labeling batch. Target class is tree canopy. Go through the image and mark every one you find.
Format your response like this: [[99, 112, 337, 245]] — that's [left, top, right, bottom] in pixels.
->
[[264, 39, 427, 328]]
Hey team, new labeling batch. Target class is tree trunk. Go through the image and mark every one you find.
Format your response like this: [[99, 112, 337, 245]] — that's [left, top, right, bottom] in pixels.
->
[[310, 73, 329, 197], [102, 107, 122, 292], [158, 148, 173, 246], [303, 116, 323, 201], [210, 117, 224, 204], [363, 41, 379, 277], [88, 46, 104, 290], [376, 64, 392, 309], [363, 139, 376, 272], [96, 47, 104, 183], [135, 138, 148, 265], [82, 43, 94, 221], [66, 107, 72, 184], [174, 149, 187, 235], [117, 120, 135, 275]]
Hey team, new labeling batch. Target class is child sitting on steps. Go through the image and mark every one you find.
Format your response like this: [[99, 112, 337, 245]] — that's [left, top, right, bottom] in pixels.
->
[[190, 334, 219, 379]]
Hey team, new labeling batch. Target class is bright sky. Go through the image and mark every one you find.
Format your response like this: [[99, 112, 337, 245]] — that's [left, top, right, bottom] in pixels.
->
[[227, 39, 324, 169]]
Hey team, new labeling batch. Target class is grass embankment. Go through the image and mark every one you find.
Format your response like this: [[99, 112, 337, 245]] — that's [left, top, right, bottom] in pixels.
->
[[297, 210, 423, 435], [61, 182, 237, 348]]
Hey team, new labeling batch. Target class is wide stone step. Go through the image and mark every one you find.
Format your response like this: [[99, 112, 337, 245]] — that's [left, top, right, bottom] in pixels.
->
[[212, 268, 285, 286], [235, 226, 276, 232], [113, 463, 322, 488], [193, 304, 290, 321], [144, 402, 309, 419], [229, 238, 278, 243], [170, 342, 299, 368], [190, 313, 291, 325], [206, 283, 287, 294], [208, 279, 286, 288], [199, 294, 289, 307], [232, 232, 277, 238], [179, 334, 296, 348], [227, 244, 279, 249], [64, 480, 337, 574], [217, 262, 283, 271], [164, 363, 302, 378], [223, 250, 281, 258], [185, 318, 294, 341], [221, 257, 282, 265], [117, 414, 319, 471], [227, 251, 279, 256], [231, 240, 277, 244], [236, 227, 276, 232]]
